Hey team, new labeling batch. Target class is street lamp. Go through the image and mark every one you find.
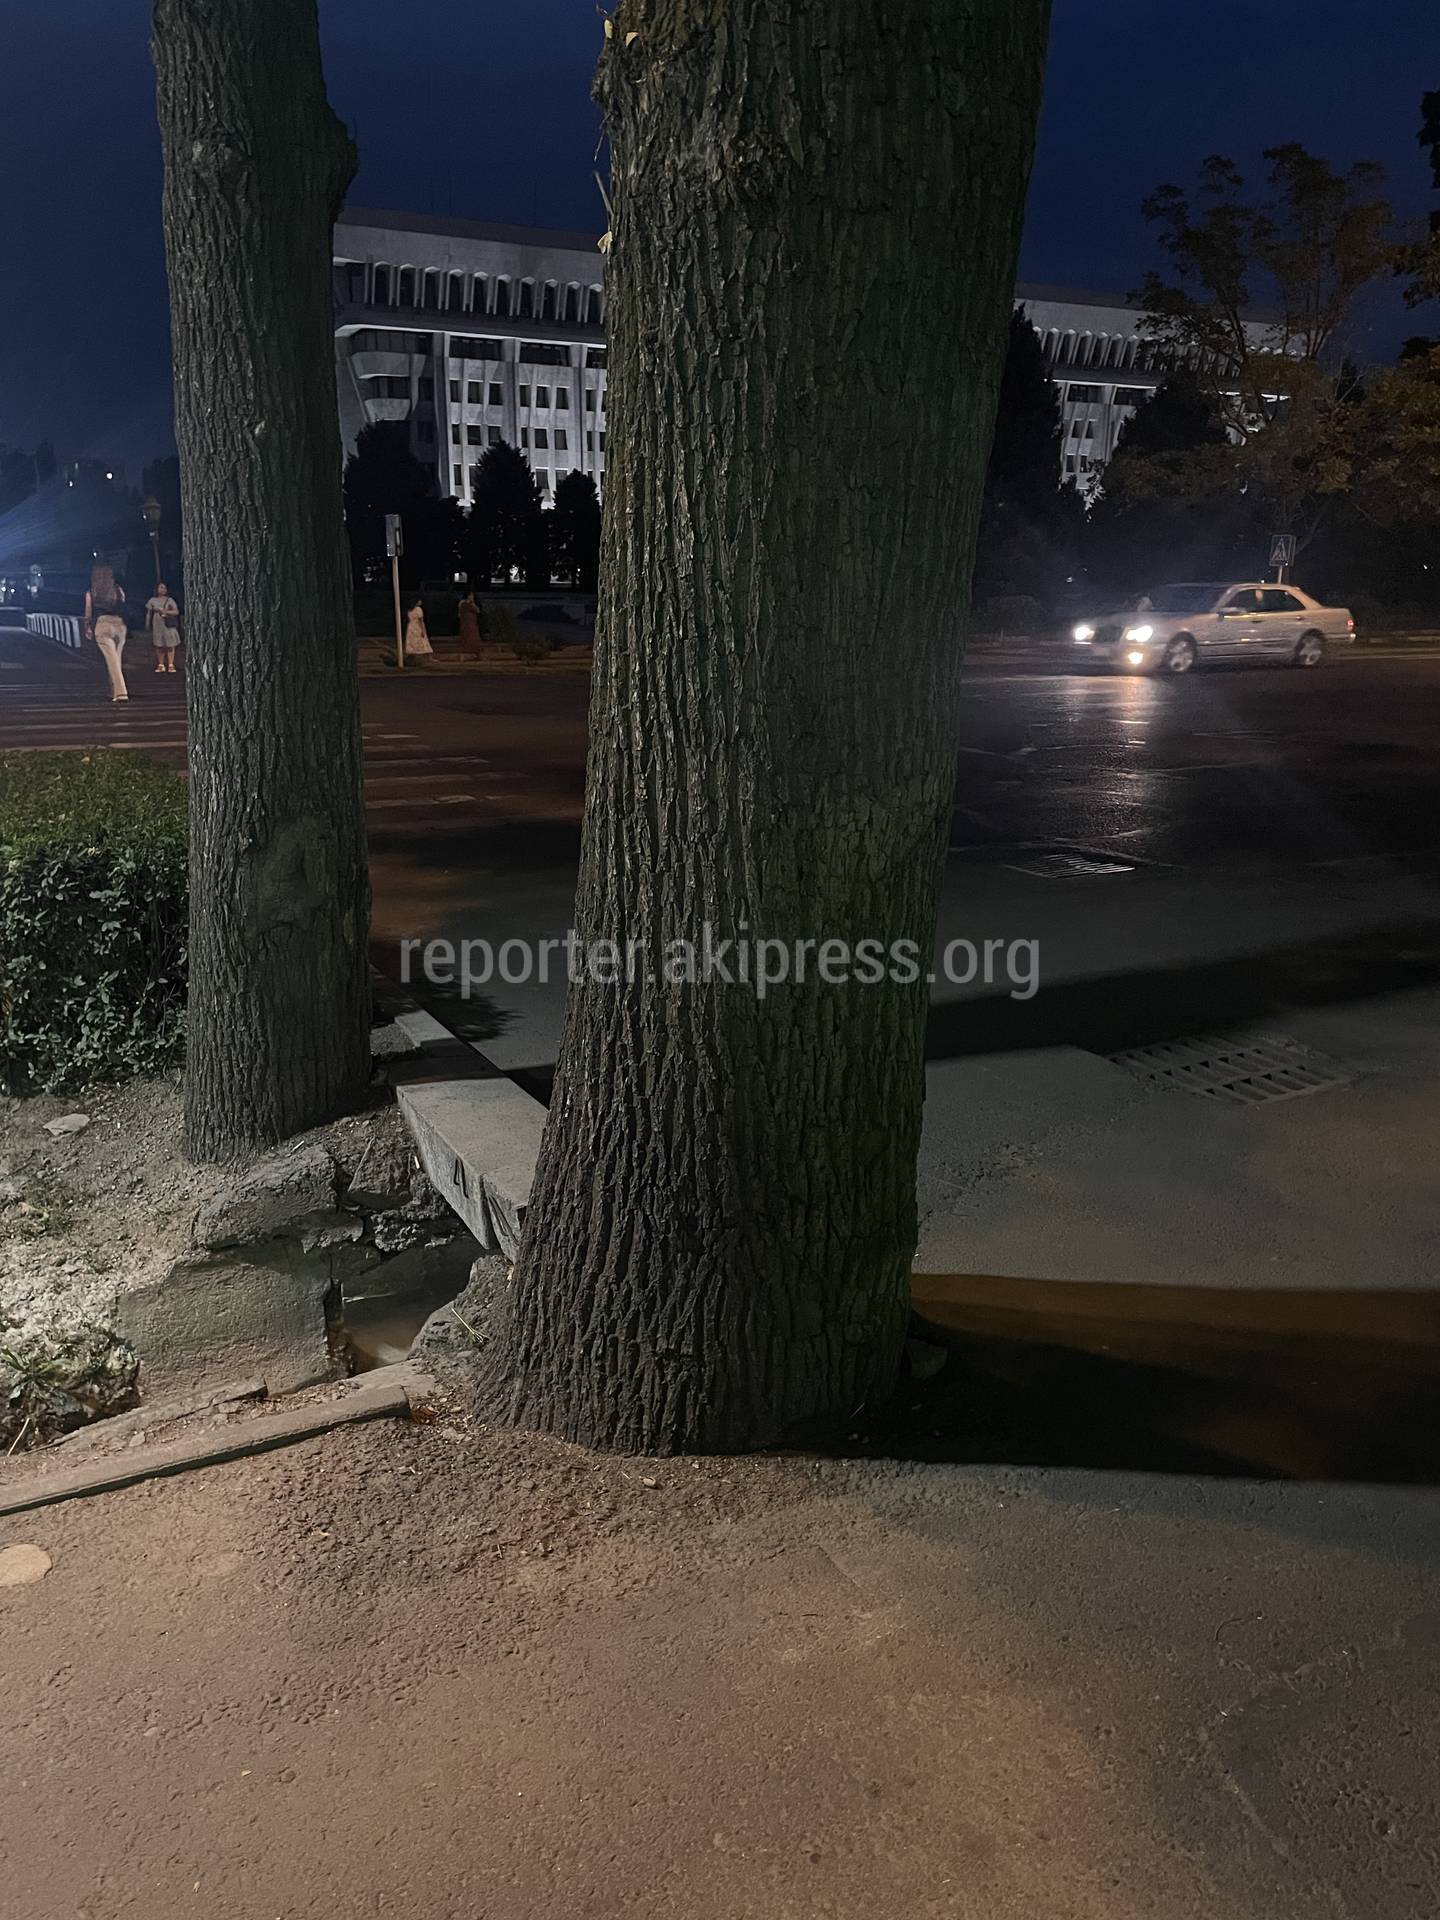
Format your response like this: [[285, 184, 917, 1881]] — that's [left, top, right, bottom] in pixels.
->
[[141, 496, 162, 587]]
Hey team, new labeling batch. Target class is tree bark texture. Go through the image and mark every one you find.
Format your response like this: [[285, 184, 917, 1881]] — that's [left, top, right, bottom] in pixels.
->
[[501, 0, 1053, 1451], [153, 0, 371, 1159]]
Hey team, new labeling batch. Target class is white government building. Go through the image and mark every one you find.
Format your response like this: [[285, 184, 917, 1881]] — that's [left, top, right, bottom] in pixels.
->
[[334, 208, 1240, 504]]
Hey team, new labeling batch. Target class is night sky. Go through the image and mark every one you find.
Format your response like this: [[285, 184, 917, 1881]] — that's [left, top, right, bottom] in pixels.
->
[[0, 0, 1434, 475]]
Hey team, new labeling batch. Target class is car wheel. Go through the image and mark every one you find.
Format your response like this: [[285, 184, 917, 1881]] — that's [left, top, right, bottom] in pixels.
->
[[1294, 630, 1326, 668], [1162, 635, 1197, 675]]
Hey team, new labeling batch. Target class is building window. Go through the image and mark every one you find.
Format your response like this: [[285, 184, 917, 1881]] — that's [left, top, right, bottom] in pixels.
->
[[372, 265, 391, 304], [540, 282, 558, 322], [517, 280, 535, 319], [489, 382, 503, 406], [453, 467, 463, 492], [1067, 383, 1102, 404], [474, 274, 490, 314], [585, 391, 596, 413], [556, 390, 569, 410], [447, 271, 465, 312], [519, 384, 531, 407], [534, 429, 549, 450], [488, 427, 501, 446], [599, 433, 607, 452], [451, 425, 460, 445], [555, 429, 568, 452], [536, 385, 551, 408], [396, 267, 415, 307], [467, 426, 481, 445], [1113, 387, 1150, 409], [449, 380, 460, 402], [467, 381, 481, 405], [521, 429, 529, 448], [586, 347, 608, 369]]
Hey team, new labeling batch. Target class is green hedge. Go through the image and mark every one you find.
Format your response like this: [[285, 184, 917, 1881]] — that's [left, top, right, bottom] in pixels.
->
[[0, 753, 188, 1094]]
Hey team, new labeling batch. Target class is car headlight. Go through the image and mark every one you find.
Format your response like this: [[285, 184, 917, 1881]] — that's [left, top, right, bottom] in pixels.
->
[[1073, 623, 1095, 642], [1123, 624, 1154, 643]]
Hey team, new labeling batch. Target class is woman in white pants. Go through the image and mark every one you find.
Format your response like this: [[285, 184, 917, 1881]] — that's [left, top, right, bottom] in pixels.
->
[[85, 564, 129, 702]]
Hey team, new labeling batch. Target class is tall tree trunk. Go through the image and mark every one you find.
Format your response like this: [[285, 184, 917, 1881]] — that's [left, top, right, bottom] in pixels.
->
[[152, 0, 371, 1160], [496, 0, 1052, 1451]]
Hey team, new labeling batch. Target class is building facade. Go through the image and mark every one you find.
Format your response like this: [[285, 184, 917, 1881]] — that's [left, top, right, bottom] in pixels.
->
[[334, 209, 1245, 503]]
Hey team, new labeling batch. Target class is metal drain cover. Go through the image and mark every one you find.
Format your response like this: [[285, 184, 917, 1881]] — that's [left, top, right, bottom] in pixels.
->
[[1002, 849, 1136, 878], [1107, 1034, 1354, 1106]]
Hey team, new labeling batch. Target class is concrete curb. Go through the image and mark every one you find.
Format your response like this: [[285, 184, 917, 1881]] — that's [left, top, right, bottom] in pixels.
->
[[0, 1365, 435, 1518], [384, 1005, 550, 1262]]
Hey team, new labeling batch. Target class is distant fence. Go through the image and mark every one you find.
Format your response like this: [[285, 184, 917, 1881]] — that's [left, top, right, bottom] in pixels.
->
[[26, 612, 84, 650]]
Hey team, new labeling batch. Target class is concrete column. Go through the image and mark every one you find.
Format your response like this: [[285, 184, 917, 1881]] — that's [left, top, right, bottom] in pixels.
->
[[503, 338, 520, 448], [570, 343, 585, 479]]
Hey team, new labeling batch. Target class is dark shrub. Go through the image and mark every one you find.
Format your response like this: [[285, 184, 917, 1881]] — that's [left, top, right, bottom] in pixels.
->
[[509, 629, 554, 664], [0, 753, 188, 1093]]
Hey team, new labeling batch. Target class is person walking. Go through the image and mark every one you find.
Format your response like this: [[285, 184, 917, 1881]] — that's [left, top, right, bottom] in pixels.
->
[[457, 589, 485, 659], [145, 582, 181, 673], [84, 564, 129, 703], [404, 597, 433, 660]]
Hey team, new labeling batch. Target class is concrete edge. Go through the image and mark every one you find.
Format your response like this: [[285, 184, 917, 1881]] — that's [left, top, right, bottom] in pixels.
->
[[381, 998, 551, 1264], [0, 1365, 436, 1518]]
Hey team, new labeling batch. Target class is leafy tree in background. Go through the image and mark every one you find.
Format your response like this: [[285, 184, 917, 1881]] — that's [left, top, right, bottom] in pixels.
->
[[153, 0, 371, 1159], [1083, 372, 1238, 588], [342, 421, 463, 589], [549, 470, 602, 589], [972, 310, 1080, 613], [1121, 146, 1402, 560], [0, 446, 37, 520], [464, 441, 548, 586]]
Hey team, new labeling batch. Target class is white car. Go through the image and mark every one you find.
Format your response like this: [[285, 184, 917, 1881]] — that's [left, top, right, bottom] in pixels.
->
[[1072, 582, 1357, 674]]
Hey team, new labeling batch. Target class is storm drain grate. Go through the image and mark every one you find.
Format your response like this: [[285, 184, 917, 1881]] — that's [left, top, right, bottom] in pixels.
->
[[1107, 1034, 1355, 1106], [1001, 849, 1136, 878]]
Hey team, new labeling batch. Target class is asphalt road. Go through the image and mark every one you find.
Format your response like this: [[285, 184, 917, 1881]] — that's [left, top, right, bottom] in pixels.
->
[[4, 628, 1440, 1072]]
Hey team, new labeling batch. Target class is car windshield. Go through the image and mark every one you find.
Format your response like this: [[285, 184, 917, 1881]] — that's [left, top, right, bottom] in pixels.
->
[[1144, 583, 1229, 614]]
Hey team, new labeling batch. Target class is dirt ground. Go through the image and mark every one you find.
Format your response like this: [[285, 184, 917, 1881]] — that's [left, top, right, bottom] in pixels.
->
[[1, 1072, 429, 1447], [0, 1076, 399, 1283], [4, 1393, 1439, 1920]]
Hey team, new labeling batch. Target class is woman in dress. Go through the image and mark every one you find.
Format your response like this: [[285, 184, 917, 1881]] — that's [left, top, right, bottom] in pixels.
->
[[457, 590, 484, 659], [145, 581, 181, 673], [84, 563, 129, 702], [404, 598, 433, 660]]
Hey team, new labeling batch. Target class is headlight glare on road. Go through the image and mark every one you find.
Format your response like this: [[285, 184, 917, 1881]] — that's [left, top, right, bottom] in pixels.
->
[[1073, 623, 1095, 642], [1124, 624, 1154, 644]]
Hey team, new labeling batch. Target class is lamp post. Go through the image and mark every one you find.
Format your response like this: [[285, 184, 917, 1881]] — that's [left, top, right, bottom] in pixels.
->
[[141, 496, 163, 587]]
